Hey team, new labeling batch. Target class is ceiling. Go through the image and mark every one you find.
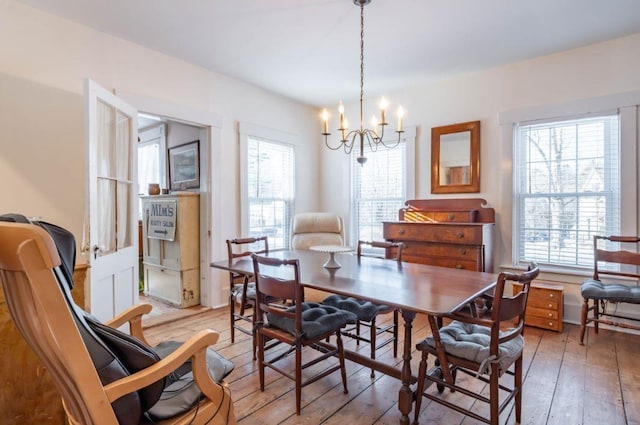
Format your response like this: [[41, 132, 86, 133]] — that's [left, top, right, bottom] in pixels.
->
[[16, 0, 640, 107]]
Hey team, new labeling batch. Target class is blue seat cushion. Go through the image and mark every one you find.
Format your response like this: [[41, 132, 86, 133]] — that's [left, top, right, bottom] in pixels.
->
[[231, 282, 256, 303], [425, 320, 523, 374], [322, 294, 391, 323], [267, 302, 357, 339], [581, 279, 640, 303]]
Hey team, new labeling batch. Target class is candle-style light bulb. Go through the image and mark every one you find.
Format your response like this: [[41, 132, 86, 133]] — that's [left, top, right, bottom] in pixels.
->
[[338, 101, 345, 130], [321, 108, 329, 134], [379, 96, 388, 124], [397, 105, 405, 132], [370, 114, 378, 128]]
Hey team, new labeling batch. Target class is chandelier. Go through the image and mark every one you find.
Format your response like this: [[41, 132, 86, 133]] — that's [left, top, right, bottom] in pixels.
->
[[321, 0, 405, 165]]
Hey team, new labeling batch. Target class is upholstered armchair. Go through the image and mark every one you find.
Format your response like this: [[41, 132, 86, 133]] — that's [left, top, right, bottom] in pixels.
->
[[290, 212, 345, 250], [290, 212, 345, 302]]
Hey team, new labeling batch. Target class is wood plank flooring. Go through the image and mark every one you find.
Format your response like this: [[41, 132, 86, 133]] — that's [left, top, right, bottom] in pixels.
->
[[143, 307, 640, 425]]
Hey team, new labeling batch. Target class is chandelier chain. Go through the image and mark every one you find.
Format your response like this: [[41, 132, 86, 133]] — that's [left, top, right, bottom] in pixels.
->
[[359, 2, 365, 131]]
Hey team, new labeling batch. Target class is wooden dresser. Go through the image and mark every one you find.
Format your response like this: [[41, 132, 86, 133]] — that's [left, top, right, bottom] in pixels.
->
[[383, 198, 494, 272], [513, 281, 564, 332]]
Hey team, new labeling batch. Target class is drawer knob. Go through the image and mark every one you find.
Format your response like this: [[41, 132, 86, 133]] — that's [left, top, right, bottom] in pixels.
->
[[448, 213, 455, 220], [455, 264, 463, 269], [398, 229, 405, 235], [457, 232, 465, 239], [548, 313, 552, 317], [548, 303, 553, 308], [549, 322, 553, 326], [549, 294, 554, 298]]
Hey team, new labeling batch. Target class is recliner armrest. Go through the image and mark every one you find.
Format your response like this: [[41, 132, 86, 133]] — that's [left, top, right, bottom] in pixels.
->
[[105, 303, 153, 344], [104, 329, 223, 403]]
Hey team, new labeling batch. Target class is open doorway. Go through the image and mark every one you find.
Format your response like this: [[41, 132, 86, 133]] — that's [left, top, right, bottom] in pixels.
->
[[137, 113, 210, 325]]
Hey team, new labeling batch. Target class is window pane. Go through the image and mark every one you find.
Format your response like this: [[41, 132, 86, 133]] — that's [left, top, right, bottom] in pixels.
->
[[515, 115, 620, 268], [351, 141, 406, 244], [247, 137, 294, 249]]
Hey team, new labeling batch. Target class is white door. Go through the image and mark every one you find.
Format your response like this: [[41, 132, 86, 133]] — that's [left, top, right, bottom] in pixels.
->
[[84, 79, 138, 322]]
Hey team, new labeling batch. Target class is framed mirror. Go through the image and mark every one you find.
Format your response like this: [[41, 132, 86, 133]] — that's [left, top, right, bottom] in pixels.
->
[[431, 120, 480, 194]]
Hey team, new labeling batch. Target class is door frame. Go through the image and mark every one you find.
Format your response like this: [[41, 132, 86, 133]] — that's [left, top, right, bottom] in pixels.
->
[[117, 90, 226, 308]]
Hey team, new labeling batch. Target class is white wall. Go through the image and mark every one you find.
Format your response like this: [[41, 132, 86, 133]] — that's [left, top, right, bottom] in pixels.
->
[[321, 32, 640, 325], [0, 0, 321, 307]]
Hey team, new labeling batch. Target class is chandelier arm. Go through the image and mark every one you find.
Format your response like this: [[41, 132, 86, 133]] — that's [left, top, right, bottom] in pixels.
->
[[377, 132, 403, 149], [344, 131, 360, 155]]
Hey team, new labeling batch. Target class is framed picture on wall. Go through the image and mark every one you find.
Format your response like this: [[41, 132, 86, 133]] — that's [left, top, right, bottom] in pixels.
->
[[168, 140, 200, 190]]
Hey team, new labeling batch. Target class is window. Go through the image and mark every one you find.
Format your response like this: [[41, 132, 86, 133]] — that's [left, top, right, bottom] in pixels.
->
[[245, 137, 295, 249], [138, 124, 166, 218], [350, 131, 414, 245], [514, 115, 620, 268]]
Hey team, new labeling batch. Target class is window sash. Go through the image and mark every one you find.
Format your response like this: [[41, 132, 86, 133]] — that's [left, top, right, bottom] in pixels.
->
[[514, 114, 620, 268], [246, 137, 295, 249]]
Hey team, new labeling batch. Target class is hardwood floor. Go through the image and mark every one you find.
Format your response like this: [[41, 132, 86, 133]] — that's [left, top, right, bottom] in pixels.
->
[[143, 307, 640, 425]]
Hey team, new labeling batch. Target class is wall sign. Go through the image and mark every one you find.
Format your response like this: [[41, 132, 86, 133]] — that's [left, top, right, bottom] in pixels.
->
[[147, 199, 177, 241]]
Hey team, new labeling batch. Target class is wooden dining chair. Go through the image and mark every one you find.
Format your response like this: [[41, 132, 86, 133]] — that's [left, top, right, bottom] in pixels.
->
[[0, 221, 236, 425], [413, 262, 539, 425], [580, 235, 640, 345], [323, 240, 404, 377], [251, 253, 355, 415], [226, 236, 268, 360]]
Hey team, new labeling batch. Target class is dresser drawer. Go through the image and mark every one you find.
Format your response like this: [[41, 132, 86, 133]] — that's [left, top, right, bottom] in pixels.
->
[[525, 306, 559, 320], [524, 315, 562, 332], [384, 222, 483, 245], [526, 298, 559, 310], [403, 244, 482, 261], [405, 255, 480, 271], [403, 210, 477, 223]]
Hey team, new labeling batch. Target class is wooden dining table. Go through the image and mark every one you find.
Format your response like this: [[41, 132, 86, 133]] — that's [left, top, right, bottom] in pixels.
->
[[211, 248, 497, 425]]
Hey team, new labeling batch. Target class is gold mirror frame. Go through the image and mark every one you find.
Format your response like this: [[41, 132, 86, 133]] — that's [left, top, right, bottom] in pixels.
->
[[431, 120, 480, 194]]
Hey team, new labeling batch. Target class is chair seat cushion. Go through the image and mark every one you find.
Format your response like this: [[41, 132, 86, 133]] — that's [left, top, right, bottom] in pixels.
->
[[146, 340, 235, 420], [424, 320, 524, 373], [322, 294, 392, 322], [267, 302, 357, 339], [231, 282, 256, 303], [581, 279, 640, 303]]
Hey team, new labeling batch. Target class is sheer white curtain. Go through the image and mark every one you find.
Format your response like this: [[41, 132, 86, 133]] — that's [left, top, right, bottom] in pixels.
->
[[97, 101, 131, 253]]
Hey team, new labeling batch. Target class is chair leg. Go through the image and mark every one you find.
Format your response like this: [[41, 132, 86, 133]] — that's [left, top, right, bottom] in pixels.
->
[[258, 331, 265, 391], [336, 332, 349, 394], [594, 300, 600, 334], [230, 295, 236, 343], [579, 297, 589, 345], [515, 356, 523, 424], [252, 307, 257, 361], [393, 309, 399, 358], [356, 320, 361, 346], [370, 318, 376, 378], [295, 341, 302, 415], [413, 350, 429, 424], [489, 363, 499, 425]]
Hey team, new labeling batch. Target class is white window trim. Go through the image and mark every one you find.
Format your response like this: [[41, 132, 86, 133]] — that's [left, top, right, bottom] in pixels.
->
[[238, 122, 297, 238], [348, 126, 416, 246], [499, 91, 640, 271]]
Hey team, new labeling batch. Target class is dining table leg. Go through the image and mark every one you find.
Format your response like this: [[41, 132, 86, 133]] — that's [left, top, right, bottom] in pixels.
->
[[398, 309, 416, 425]]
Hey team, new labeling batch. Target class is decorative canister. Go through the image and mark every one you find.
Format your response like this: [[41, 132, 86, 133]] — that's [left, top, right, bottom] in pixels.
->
[[148, 183, 161, 195]]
